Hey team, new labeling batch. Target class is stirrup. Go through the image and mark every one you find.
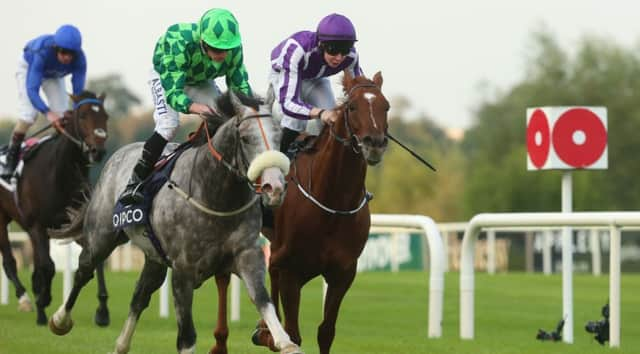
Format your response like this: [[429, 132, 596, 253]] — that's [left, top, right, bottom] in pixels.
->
[[118, 182, 144, 205]]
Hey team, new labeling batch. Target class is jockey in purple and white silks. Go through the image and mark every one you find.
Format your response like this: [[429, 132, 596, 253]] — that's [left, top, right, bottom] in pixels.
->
[[1, 24, 86, 180], [269, 13, 363, 152]]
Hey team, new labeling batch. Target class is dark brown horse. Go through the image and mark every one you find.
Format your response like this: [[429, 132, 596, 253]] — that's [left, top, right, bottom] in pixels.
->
[[253, 71, 389, 354], [0, 91, 108, 325]]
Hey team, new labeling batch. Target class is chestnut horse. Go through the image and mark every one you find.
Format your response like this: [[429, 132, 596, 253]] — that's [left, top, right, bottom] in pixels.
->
[[254, 72, 389, 354], [0, 91, 109, 325]]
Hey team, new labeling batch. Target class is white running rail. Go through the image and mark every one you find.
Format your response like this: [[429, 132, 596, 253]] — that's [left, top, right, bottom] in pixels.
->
[[460, 211, 640, 348]]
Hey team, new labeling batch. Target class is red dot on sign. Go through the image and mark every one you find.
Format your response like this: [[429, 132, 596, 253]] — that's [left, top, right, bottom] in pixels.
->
[[526, 109, 550, 168], [552, 108, 607, 168]]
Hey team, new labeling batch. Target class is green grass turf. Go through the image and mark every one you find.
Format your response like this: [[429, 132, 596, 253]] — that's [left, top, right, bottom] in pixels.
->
[[0, 270, 637, 353]]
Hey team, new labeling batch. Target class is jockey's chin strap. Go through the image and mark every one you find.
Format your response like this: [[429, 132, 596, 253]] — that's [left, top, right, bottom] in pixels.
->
[[55, 98, 103, 155], [329, 83, 380, 154]]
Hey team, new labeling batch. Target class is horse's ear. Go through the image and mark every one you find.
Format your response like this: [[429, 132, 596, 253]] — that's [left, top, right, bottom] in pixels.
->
[[265, 85, 276, 107], [98, 93, 107, 102], [342, 70, 355, 94], [372, 71, 383, 88], [229, 90, 245, 115]]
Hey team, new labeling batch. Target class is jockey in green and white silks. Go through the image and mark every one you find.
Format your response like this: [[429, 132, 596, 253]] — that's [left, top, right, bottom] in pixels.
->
[[119, 8, 253, 205]]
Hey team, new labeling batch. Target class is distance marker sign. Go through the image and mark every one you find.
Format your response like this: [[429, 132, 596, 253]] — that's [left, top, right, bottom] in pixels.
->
[[526, 106, 607, 170]]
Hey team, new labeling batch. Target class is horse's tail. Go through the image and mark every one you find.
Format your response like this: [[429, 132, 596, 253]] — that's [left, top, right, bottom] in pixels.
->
[[48, 189, 90, 240]]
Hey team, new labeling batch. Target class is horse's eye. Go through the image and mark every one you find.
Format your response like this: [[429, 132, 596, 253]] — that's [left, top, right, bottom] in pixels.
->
[[240, 135, 252, 144], [348, 105, 356, 112]]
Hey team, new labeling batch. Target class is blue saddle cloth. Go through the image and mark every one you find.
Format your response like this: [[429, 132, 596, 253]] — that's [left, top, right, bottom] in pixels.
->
[[112, 142, 191, 263]]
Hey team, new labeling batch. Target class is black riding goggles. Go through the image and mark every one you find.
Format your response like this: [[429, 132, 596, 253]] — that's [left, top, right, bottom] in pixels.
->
[[201, 41, 228, 54], [320, 41, 353, 56]]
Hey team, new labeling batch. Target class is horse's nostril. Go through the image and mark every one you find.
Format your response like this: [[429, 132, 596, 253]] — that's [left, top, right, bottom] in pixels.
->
[[262, 183, 273, 194], [381, 137, 389, 147], [362, 136, 373, 145]]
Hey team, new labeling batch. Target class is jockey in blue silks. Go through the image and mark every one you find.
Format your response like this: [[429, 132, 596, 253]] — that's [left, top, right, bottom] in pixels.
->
[[1, 24, 87, 180]]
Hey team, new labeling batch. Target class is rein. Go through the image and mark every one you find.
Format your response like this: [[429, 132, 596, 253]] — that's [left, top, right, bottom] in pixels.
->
[[166, 111, 274, 217]]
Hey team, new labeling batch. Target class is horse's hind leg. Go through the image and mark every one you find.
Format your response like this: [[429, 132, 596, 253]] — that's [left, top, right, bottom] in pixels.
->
[[209, 274, 230, 354], [114, 258, 167, 354], [236, 247, 302, 354], [94, 261, 110, 326], [318, 266, 357, 354], [50, 234, 119, 336], [0, 220, 32, 311], [29, 225, 55, 325]]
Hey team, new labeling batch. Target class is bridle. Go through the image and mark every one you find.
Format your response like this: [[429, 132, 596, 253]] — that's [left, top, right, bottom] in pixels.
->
[[56, 98, 107, 158], [167, 110, 277, 217], [200, 111, 274, 192], [329, 82, 380, 154]]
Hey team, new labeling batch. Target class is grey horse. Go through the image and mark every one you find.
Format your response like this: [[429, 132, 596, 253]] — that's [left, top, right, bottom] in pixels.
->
[[48, 90, 303, 354]]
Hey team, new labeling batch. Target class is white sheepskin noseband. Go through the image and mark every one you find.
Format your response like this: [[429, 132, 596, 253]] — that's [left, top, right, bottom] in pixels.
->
[[246, 150, 290, 182]]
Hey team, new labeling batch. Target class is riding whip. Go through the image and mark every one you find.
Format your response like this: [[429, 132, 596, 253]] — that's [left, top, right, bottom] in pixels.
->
[[385, 132, 437, 172]]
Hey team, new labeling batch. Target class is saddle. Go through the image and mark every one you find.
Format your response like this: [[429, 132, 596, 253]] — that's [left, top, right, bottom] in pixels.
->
[[286, 133, 317, 159], [0, 136, 54, 185]]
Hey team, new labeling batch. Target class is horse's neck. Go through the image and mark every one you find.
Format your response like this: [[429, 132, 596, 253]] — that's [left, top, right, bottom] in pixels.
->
[[189, 126, 252, 205], [51, 135, 89, 179], [311, 121, 368, 193]]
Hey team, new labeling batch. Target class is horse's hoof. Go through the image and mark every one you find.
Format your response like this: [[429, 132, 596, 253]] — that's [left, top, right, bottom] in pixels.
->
[[49, 317, 73, 336], [17, 294, 34, 312], [280, 343, 304, 354], [36, 311, 47, 326], [251, 328, 279, 352], [94, 306, 110, 327]]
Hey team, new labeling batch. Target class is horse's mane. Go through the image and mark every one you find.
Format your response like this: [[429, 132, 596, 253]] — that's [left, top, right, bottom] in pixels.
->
[[190, 90, 263, 146]]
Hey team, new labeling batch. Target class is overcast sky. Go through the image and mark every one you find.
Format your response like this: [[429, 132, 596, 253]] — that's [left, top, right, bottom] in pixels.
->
[[1, 1, 639, 130]]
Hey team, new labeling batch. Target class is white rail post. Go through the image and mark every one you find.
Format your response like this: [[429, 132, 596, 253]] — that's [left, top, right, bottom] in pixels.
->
[[371, 214, 445, 338], [159, 270, 170, 318], [542, 230, 553, 275], [590, 228, 602, 276], [486, 230, 496, 274], [231, 274, 241, 321], [1, 262, 8, 305], [63, 243, 73, 301], [609, 225, 621, 347], [561, 172, 574, 343]]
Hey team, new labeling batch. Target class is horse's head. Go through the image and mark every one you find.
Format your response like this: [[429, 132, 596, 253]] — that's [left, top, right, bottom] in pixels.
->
[[339, 71, 389, 165], [218, 89, 290, 208], [66, 92, 109, 163]]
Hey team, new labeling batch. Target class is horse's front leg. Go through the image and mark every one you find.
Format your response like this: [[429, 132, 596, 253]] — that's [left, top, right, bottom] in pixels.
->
[[318, 265, 357, 354], [209, 274, 230, 354], [236, 246, 303, 354], [171, 270, 197, 354], [113, 258, 167, 354], [29, 225, 55, 325]]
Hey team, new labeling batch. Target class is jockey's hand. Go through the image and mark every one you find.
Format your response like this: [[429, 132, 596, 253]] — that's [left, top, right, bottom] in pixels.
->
[[320, 109, 339, 125], [190, 102, 217, 116], [46, 112, 64, 131], [46, 111, 61, 124]]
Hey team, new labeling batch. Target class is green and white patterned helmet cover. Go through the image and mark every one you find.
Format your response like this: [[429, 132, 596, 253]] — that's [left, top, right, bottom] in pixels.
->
[[199, 8, 241, 50]]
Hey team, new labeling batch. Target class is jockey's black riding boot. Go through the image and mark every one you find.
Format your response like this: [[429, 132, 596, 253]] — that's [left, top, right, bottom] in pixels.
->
[[118, 132, 167, 205], [280, 127, 300, 153], [2, 132, 24, 180]]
